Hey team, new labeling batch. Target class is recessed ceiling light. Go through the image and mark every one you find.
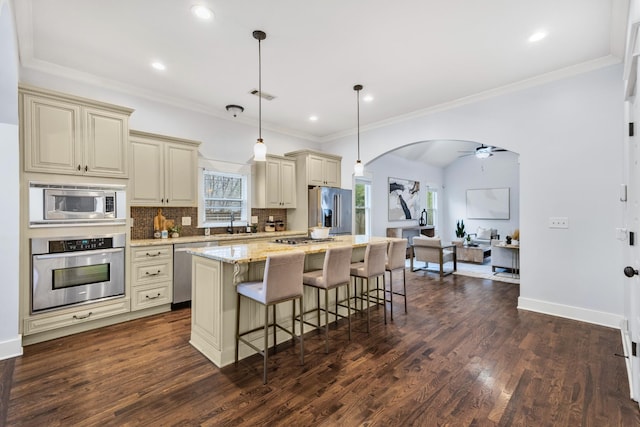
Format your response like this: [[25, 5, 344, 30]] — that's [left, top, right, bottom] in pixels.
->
[[191, 5, 214, 20], [363, 95, 374, 102], [151, 61, 166, 71], [309, 115, 318, 121], [528, 31, 547, 43]]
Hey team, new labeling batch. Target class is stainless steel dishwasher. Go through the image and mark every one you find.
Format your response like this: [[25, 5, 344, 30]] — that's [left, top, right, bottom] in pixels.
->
[[173, 241, 218, 306]]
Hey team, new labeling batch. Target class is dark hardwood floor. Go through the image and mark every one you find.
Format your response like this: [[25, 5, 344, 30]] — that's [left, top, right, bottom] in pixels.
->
[[2, 271, 639, 426]]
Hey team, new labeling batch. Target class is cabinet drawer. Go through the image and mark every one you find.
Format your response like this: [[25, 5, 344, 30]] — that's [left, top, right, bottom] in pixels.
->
[[131, 245, 173, 261], [24, 298, 130, 335], [131, 282, 172, 311], [133, 261, 172, 284]]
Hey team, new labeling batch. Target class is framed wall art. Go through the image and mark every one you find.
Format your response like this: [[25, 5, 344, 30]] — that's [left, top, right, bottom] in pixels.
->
[[388, 177, 420, 220], [466, 187, 510, 219]]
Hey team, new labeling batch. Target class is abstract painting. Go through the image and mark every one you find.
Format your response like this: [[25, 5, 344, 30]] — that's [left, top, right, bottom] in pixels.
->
[[388, 177, 420, 221]]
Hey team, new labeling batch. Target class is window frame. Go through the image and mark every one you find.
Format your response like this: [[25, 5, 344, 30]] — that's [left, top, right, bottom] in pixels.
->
[[198, 162, 251, 228]]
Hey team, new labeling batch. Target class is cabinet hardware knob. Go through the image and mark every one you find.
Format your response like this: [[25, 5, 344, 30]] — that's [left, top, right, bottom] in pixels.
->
[[77, 165, 81, 171], [84, 165, 88, 172], [73, 312, 93, 320], [624, 266, 639, 277]]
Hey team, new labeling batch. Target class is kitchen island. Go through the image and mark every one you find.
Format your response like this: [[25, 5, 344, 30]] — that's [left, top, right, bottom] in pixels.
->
[[187, 235, 396, 367]]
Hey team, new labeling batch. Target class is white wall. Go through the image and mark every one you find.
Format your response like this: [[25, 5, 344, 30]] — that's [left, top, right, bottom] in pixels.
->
[[443, 152, 520, 241], [0, 0, 23, 360], [325, 64, 625, 328], [366, 153, 444, 237]]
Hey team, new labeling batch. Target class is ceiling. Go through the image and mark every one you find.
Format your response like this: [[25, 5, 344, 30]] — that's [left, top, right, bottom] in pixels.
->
[[11, 0, 628, 152]]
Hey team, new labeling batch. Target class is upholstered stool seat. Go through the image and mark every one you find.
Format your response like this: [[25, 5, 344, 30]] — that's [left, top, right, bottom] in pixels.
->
[[235, 251, 305, 384], [301, 245, 353, 353], [349, 241, 388, 331]]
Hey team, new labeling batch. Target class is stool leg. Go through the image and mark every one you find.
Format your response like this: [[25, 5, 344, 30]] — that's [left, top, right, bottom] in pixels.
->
[[316, 288, 321, 329], [299, 296, 305, 365], [264, 304, 269, 384], [324, 288, 329, 353], [291, 299, 296, 345], [346, 283, 351, 340], [366, 278, 370, 333], [235, 293, 241, 364], [403, 268, 408, 313], [272, 305, 277, 354], [389, 270, 394, 321], [382, 274, 387, 324]]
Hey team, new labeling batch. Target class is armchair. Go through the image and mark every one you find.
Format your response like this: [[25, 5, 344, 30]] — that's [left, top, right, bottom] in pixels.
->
[[411, 236, 457, 277]]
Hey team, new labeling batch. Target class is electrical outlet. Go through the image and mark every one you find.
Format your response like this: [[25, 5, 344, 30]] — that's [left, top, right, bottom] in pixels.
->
[[549, 217, 569, 229], [182, 216, 191, 226]]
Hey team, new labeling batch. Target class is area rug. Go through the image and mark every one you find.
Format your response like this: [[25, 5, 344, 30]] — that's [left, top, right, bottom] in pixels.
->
[[453, 261, 520, 284]]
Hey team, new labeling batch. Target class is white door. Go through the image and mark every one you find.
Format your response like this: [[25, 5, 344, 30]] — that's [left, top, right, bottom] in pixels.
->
[[623, 85, 640, 405]]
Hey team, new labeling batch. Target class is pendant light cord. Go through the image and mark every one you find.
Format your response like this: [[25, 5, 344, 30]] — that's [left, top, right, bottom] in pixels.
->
[[258, 37, 262, 141], [356, 87, 360, 160]]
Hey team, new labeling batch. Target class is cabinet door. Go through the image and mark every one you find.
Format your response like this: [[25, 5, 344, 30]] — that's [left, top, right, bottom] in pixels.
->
[[280, 159, 297, 208], [165, 142, 198, 206], [84, 107, 128, 178], [23, 94, 82, 175], [130, 139, 164, 206], [307, 155, 326, 186], [323, 157, 340, 187], [265, 158, 282, 208]]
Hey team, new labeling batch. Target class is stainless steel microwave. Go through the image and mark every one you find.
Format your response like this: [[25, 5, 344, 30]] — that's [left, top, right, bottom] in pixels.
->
[[29, 182, 126, 227]]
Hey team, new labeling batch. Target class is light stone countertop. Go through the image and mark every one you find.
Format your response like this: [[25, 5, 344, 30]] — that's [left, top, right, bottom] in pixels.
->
[[188, 235, 399, 264], [129, 230, 306, 247]]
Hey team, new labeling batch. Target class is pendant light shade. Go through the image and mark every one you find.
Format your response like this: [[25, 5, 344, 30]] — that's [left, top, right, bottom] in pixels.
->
[[253, 30, 267, 161], [353, 84, 364, 176]]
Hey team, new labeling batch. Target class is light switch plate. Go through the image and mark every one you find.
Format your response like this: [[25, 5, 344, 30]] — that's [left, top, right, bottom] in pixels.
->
[[549, 217, 569, 228], [182, 216, 191, 226]]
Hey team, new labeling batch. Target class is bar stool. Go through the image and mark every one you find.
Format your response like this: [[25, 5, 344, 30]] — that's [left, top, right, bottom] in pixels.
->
[[235, 251, 305, 384], [301, 245, 353, 353], [349, 241, 387, 332], [385, 238, 408, 321]]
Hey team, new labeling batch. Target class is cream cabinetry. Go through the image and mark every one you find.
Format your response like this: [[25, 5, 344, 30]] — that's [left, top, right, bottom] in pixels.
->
[[129, 130, 200, 207], [20, 85, 133, 178], [23, 298, 130, 336], [308, 154, 340, 187], [130, 245, 173, 311], [284, 150, 343, 231], [253, 155, 297, 208]]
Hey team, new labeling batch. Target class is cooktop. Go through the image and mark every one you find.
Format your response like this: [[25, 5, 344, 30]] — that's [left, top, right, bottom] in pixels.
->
[[273, 237, 335, 245]]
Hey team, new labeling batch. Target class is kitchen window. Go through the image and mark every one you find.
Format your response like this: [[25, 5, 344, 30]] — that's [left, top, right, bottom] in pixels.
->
[[354, 177, 371, 236], [200, 170, 248, 227], [425, 187, 437, 228]]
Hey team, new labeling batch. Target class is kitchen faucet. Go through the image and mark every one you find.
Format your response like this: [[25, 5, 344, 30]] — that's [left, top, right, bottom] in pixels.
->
[[227, 212, 234, 234]]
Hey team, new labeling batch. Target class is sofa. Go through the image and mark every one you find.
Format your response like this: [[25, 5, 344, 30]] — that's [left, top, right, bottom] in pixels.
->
[[468, 227, 499, 246]]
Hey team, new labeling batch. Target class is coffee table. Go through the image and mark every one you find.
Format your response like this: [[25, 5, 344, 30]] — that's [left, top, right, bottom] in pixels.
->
[[456, 244, 491, 263]]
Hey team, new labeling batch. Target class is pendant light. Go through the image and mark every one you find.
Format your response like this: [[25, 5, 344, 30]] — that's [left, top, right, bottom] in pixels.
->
[[353, 84, 364, 176], [253, 30, 267, 161]]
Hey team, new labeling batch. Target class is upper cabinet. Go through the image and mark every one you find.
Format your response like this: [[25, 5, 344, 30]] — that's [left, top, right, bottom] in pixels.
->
[[285, 150, 342, 188], [307, 154, 340, 187], [253, 155, 297, 208], [129, 130, 201, 207], [20, 85, 133, 178]]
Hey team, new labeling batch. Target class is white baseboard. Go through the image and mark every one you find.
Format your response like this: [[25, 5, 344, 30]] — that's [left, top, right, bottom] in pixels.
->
[[0, 334, 23, 360], [517, 297, 623, 329]]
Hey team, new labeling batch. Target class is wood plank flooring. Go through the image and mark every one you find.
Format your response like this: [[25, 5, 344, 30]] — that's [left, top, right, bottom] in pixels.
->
[[1, 271, 639, 426]]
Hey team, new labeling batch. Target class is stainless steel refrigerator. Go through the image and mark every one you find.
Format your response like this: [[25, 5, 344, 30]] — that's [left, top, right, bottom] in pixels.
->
[[308, 187, 352, 235]]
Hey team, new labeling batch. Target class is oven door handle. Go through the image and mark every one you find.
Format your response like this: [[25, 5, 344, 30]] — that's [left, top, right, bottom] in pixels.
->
[[33, 247, 124, 260]]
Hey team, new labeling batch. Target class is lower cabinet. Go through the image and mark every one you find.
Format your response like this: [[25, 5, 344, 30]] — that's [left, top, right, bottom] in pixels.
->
[[130, 245, 173, 311], [23, 298, 130, 336]]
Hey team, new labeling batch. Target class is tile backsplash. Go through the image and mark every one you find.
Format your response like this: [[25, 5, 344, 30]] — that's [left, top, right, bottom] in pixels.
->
[[130, 207, 288, 240]]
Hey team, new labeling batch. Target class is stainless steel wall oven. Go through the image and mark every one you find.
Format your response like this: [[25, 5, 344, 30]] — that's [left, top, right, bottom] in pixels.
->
[[31, 233, 125, 313]]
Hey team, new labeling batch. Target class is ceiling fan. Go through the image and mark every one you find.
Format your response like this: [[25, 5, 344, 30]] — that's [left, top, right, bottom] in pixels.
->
[[458, 144, 507, 159]]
